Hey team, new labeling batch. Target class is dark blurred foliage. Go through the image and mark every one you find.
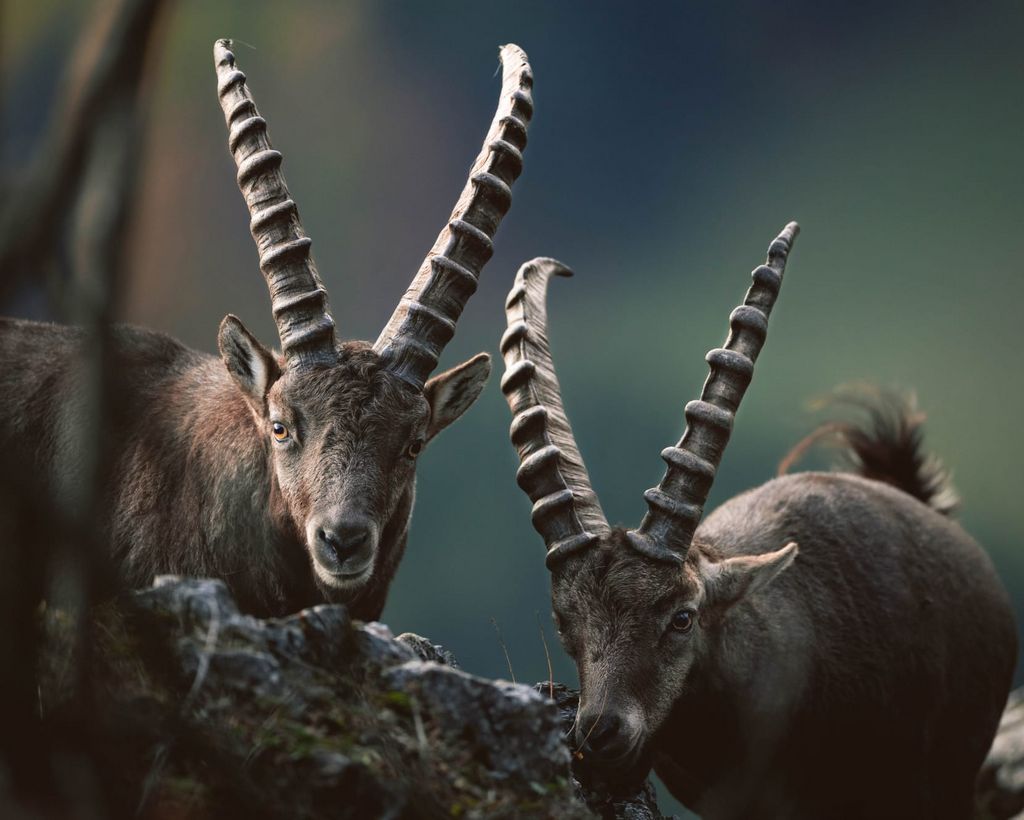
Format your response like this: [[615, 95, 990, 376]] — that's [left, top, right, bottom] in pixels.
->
[[2, 1, 1022, 812]]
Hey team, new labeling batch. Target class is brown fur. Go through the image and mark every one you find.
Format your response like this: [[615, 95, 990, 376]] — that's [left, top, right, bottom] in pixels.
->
[[555, 404, 1015, 819], [0, 317, 488, 618]]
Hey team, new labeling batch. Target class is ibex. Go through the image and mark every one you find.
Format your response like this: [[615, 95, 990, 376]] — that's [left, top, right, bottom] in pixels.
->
[[500, 224, 1016, 818], [0, 40, 534, 619]]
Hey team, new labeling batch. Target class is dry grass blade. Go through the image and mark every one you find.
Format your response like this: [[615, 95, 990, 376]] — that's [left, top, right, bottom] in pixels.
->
[[573, 685, 610, 760], [536, 611, 554, 701], [490, 617, 516, 684]]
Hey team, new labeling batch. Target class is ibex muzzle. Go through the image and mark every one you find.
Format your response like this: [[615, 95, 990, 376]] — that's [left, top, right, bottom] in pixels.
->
[[501, 225, 1016, 818], [0, 41, 533, 618]]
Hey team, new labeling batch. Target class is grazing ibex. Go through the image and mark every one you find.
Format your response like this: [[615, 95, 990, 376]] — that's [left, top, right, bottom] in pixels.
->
[[0, 41, 533, 618], [500, 224, 1016, 818]]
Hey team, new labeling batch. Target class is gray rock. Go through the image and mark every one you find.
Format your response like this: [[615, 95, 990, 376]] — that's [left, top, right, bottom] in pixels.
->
[[397, 631, 460, 667], [49, 576, 597, 818], [355, 620, 418, 668], [384, 661, 569, 785]]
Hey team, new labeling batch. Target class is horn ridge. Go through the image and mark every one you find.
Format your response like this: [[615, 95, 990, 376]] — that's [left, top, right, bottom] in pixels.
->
[[631, 222, 800, 557], [500, 257, 610, 564], [374, 44, 534, 390], [214, 39, 337, 367]]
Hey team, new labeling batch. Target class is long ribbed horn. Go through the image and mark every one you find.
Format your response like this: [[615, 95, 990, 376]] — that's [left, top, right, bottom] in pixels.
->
[[501, 258, 610, 568], [214, 40, 336, 368], [628, 222, 800, 562], [374, 44, 533, 390]]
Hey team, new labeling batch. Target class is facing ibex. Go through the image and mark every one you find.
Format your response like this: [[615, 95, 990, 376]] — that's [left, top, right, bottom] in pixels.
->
[[500, 224, 1016, 819], [0, 41, 533, 619]]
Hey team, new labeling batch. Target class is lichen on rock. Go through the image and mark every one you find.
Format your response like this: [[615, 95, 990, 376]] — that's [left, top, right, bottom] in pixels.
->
[[38, 577, 596, 818]]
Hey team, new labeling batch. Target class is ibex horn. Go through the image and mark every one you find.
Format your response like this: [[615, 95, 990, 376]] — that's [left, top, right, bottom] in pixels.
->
[[501, 258, 610, 568], [628, 222, 800, 563], [214, 39, 337, 368], [374, 44, 533, 391]]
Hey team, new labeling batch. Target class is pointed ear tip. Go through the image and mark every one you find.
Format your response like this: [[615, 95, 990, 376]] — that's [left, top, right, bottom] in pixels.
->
[[218, 314, 249, 343], [217, 315, 237, 348], [455, 351, 492, 377], [475, 354, 493, 379]]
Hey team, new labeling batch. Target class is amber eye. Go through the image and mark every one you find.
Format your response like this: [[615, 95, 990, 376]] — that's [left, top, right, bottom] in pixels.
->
[[405, 439, 424, 459], [671, 610, 695, 633], [271, 422, 290, 442]]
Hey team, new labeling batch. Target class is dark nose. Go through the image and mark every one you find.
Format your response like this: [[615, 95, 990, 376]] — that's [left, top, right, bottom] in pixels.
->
[[578, 713, 628, 763], [315, 518, 371, 571]]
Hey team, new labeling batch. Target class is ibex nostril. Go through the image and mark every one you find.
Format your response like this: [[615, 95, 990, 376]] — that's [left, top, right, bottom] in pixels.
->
[[316, 527, 339, 557], [334, 521, 371, 556], [580, 713, 623, 758], [313, 516, 374, 574]]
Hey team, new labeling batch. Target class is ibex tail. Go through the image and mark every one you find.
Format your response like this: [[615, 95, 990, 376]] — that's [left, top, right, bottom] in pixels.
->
[[780, 385, 960, 516]]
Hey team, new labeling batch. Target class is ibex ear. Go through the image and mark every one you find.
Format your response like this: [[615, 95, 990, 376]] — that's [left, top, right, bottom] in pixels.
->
[[423, 352, 491, 442], [218, 314, 281, 417], [702, 542, 798, 611]]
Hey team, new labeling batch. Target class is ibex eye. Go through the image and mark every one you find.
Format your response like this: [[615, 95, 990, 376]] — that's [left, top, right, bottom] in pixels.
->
[[405, 439, 424, 459], [271, 422, 290, 442], [671, 610, 695, 633]]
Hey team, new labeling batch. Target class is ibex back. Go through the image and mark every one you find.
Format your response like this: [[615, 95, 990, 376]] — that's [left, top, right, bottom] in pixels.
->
[[500, 225, 1016, 818], [0, 41, 534, 618]]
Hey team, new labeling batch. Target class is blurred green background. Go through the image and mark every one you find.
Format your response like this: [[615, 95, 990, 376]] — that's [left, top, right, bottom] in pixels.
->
[[4, 1, 1022, 810]]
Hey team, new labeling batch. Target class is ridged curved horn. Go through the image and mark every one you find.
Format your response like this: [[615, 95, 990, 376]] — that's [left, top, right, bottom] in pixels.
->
[[214, 40, 337, 368], [629, 222, 800, 563], [374, 44, 534, 391], [501, 258, 610, 568]]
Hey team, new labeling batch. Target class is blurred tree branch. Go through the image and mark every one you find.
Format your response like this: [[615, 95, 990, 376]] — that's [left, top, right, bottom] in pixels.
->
[[0, 0, 168, 309], [0, 0, 171, 815]]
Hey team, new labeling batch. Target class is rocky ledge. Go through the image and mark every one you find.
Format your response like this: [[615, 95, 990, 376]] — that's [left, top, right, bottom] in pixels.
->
[[36, 577, 671, 819]]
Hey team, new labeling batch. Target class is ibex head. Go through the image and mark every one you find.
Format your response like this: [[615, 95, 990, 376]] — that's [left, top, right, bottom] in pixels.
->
[[214, 40, 532, 594], [500, 225, 799, 777]]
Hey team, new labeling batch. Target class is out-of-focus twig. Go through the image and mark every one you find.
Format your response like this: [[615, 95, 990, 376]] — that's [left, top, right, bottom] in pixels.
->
[[490, 617, 517, 684], [0, 0, 168, 308], [0, 0, 171, 815], [60, 0, 169, 813]]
